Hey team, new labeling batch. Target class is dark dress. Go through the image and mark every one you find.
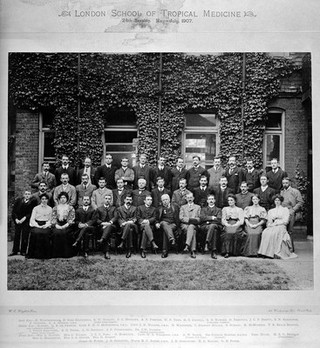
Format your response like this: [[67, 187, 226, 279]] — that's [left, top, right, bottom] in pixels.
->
[[51, 205, 75, 258]]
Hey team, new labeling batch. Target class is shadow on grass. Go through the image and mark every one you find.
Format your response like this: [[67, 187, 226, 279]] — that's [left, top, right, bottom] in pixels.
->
[[7, 258, 291, 290]]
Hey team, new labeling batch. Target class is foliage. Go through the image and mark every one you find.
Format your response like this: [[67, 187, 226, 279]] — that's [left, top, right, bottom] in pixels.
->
[[8, 53, 295, 167], [295, 163, 310, 222]]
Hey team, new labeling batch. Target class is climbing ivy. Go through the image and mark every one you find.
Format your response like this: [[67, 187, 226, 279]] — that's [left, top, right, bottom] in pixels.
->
[[9, 52, 295, 168]]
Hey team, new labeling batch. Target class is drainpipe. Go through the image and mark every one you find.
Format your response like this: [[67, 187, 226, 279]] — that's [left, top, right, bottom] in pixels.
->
[[157, 53, 163, 158], [241, 53, 246, 162], [76, 53, 81, 170]]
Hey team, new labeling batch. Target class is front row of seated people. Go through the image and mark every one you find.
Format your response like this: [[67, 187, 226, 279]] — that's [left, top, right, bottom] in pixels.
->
[[23, 187, 296, 260]]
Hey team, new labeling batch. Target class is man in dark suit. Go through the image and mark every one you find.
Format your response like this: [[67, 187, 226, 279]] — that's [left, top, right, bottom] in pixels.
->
[[54, 154, 77, 186], [132, 178, 151, 207], [94, 153, 117, 190], [117, 194, 138, 258], [152, 156, 172, 190], [132, 153, 154, 191], [253, 175, 276, 211], [199, 194, 222, 259], [136, 195, 158, 258], [151, 177, 171, 208], [207, 157, 225, 192], [225, 155, 243, 194], [31, 162, 56, 193], [9, 190, 36, 256], [186, 155, 209, 192], [242, 158, 261, 192], [113, 178, 131, 208], [156, 194, 180, 258], [266, 158, 287, 193], [77, 157, 96, 186], [94, 193, 117, 260], [171, 157, 187, 192], [32, 181, 54, 207], [76, 173, 97, 208], [73, 196, 96, 258], [193, 175, 211, 208], [214, 176, 233, 209]]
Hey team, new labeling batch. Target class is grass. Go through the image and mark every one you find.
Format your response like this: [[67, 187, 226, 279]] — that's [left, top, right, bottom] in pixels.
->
[[7, 258, 291, 290]]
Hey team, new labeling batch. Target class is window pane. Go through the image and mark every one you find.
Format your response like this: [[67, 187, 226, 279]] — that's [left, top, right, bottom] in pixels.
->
[[185, 114, 217, 127], [266, 134, 280, 162], [266, 113, 282, 129], [106, 144, 134, 152], [44, 132, 55, 158], [105, 108, 136, 126], [184, 133, 216, 163], [105, 131, 137, 143]]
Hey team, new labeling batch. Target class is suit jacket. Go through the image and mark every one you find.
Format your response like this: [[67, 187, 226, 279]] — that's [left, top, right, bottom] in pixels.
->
[[235, 192, 254, 209], [75, 206, 96, 226], [53, 184, 77, 206], [253, 186, 276, 211], [214, 187, 233, 209], [243, 168, 261, 192], [151, 187, 171, 208], [225, 166, 244, 193], [186, 166, 209, 191], [133, 163, 153, 191], [132, 189, 151, 207], [91, 187, 113, 210], [153, 166, 172, 190], [54, 166, 77, 186], [77, 167, 96, 186], [136, 204, 157, 225], [114, 167, 135, 188], [266, 168, 287, 193], [207, 166, 225, 191], [12, 197, 36, 223], [76, 183, 97, 207], [116, 205, 137, 225], [94, 205, 117, 226], [172, 189, 192, 207], [31, 172, 56, 192], [94, 164, 117, 189], [171, 167, 187, 192], [200, 205, 222, 225], [193, 186, 211, 208], [112, 188, 132, 208], [156, 203, 180, 226], [179, 203, 201, 225]]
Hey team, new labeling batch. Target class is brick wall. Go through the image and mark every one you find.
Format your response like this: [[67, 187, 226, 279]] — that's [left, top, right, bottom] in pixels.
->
[[15, 110, 39, 197]]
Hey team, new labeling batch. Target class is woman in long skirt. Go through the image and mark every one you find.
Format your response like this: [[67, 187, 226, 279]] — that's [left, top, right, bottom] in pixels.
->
[[27, 193, 52, 259], [242, 194, 267, 257]]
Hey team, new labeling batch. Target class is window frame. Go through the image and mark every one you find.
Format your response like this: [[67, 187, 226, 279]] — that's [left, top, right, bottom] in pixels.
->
[[38, 112, 55, 172]]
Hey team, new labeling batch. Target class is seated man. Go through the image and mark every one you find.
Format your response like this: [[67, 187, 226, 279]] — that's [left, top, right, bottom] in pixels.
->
[[117, 194, 138, 258], [179, 192, 201, 258], [94, 193, 117, 260], [172, 178, 192, 207], [76, 173, 97, 208], [91, 177, 113, 210], [136, 195, 158, 258], [156, 194, 180, 258], [151, 176, 171, 208], [199, 194, 222, 259], [73, 196, 96, 258], [132, 178, 151, 207]]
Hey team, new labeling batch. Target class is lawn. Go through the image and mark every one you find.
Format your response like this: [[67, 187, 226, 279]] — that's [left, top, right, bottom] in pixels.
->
[[7, 258, 291, 290]]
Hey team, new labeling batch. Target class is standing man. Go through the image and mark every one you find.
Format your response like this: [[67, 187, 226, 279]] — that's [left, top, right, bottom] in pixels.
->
[[53, 173, 77, 206], [9, 190, 35, 256], [153, 156, 172, 190], [253, 175, 275, 211], [242, 158, 261, 192], [281, 177, 304, 252], [73, 196, 96, 258], [77, 157, 96, 186], [113, 178, 131, 208], [193, 175, 211, 208], [94, 194, 117, 260], [132, 178, 151, 207], [54, 154, 77, 186], [266, 158, 287, 193], [207, 157, 225, 192], [151, 177, 171, 208], [156, 194, 180, 258], [236, 181, 254, 209], [117, 194, 138, 258], [186, 155, 209, 192], [91, 177, 113, 210], [179, 192, 201, 258], [136, 195, 158, 258], [171, 157, 187, 192], [225, 155, 243, 194], [31, 162, 56, 193], [95, 154, 117, 190], [76, 173, 97, 208], [214, 176, 233, 209], [172, 178, 192, 207], [114, 157, 135, 190], [199, 194, 222, 259], [133, 153, 153, 191]]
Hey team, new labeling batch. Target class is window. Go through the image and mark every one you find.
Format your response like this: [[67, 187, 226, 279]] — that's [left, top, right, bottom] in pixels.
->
[[183, 113, 219, 169], [263, 109, 285, 169], [103, 108, 138, 167], [39, 108, 55, 171]]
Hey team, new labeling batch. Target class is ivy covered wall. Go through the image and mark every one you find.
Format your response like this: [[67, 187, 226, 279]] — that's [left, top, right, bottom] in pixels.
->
[[9, 52, 296, 167]]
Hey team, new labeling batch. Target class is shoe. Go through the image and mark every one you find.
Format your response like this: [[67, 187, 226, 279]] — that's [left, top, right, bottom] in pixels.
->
[[104, 252, 110, 260], [191, 251, 196, 259], [8, 252, 17, 256], [171, 239, 176, 246], [141, 250, 146, 258], [126, 251, 132, 258], [204, 244, 209, 252], [72, 241, 78, 247], [161, 251, 168, 258], [211, 251, 217, 259], [224, 253, 229, 258], [183, 245, 190, 253]]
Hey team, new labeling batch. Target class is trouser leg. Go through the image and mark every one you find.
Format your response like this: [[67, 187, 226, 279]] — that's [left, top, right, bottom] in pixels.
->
[[12, 224, 22, 253], [101, 225, 114, 253], [186, 225, 196, 251], [288, 213, 296, 252], [20, 223, 30, 254]]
